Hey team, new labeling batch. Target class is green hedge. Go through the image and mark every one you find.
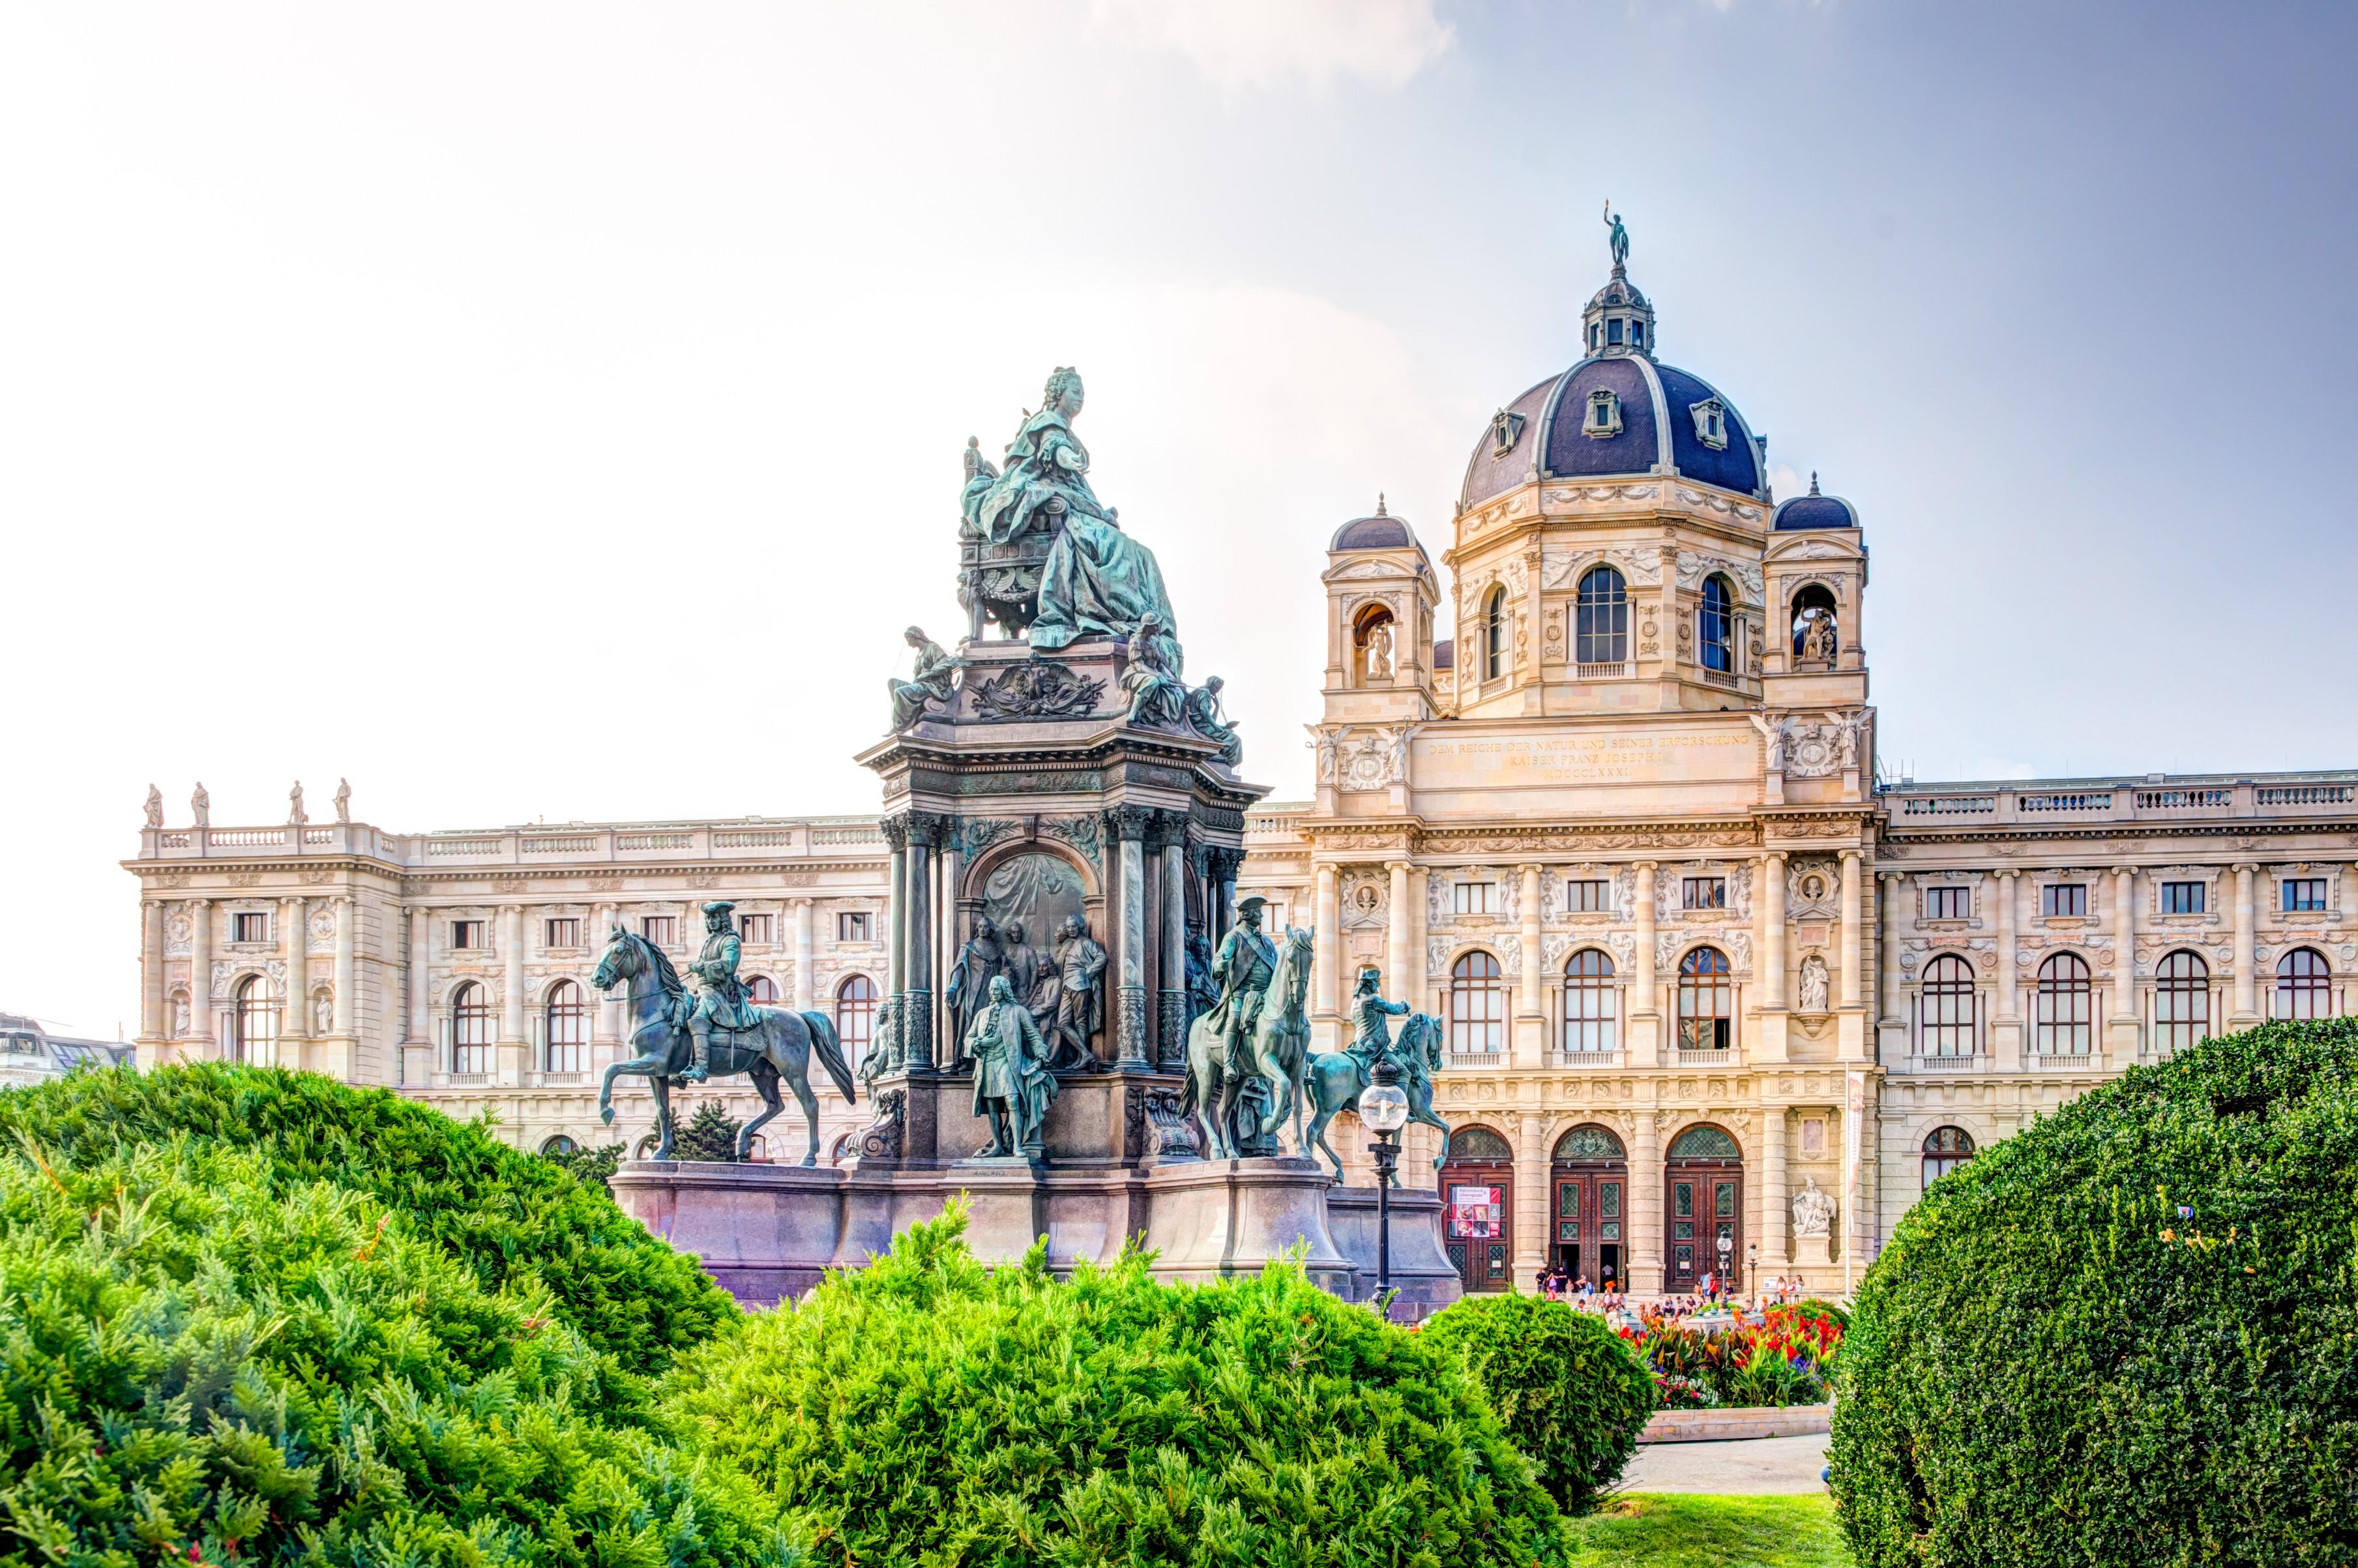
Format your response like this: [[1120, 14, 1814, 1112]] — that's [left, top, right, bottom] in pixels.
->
[[663, 1207, 1569, 1566], [1421, 1293, 1657, 1513], [0, 1064, 736, 1376], [0, 1135, 790, 1568], [1831, 1018, 2358, 1567]]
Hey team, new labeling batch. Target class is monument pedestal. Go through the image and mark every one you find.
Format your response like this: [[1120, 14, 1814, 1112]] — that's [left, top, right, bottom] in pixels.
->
[[1324, 1185, 1460, 1320], [1795, 1232, 1833, 1269], [1140, 1156, 1355, 1295], [609, 1161, 847, 1307]]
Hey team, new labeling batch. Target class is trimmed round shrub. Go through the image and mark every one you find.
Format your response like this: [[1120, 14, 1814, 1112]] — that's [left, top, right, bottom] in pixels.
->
[[0, 1134, 790, 1568], [1420, 1293, 1656, 1513], [0, 1063, 736, 1375], [662, 1207, 1569, 1566], [1832, 1018, 2358, 1567]]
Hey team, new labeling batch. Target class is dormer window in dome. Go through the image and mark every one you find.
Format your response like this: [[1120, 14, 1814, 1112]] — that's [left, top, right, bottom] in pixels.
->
[[1490, 407, 1525, 458], [1583, 388, 1623, 439], [1689, 397, 1728, 452]]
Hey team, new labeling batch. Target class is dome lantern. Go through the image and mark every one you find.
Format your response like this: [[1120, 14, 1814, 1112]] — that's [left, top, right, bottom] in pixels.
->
[[1582, 205, 1655, 358]]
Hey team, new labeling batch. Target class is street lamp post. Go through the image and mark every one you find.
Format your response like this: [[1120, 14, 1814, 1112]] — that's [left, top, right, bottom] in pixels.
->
[[1746, 1239, 1760, 1311], [1359, 1053, 1411, 1314]]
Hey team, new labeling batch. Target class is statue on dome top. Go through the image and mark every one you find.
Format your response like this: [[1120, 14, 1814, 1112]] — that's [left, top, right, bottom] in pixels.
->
[[1603, 201, 1629, 269]]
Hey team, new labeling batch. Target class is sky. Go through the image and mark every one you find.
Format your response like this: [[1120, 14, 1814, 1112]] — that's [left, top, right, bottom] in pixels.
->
[[5, 1, 2355, 1036]]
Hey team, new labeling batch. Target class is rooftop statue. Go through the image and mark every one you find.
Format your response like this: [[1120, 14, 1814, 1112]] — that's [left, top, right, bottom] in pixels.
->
[[958, 368, 1182, 672], [1604, 201, 1630, 269]]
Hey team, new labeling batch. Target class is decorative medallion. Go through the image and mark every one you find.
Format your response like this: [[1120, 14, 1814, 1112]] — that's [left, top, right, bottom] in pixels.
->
[[969, 658, 1106, 720]]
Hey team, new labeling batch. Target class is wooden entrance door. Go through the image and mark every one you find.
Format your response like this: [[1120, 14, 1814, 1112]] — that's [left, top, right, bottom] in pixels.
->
[[1442, 1166, 1513, 1292], [1664, 1162, 1743, 1295], [1551, 1166, 1627, 1290]]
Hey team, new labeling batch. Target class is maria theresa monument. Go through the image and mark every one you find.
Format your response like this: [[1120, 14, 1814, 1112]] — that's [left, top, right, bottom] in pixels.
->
[[123, 218, 2358, 1304]]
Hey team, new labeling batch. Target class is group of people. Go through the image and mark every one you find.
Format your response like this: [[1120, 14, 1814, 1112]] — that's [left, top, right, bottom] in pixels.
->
[[947, 913, 1107, 1073], [1532, 1262, 1812, 1317]]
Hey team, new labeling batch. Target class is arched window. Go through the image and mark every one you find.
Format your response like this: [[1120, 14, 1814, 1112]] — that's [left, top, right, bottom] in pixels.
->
[[1576, 566, 1628, 664], [1920, 954, 1976, 1057], [2155, 951, 2209, 1049], [230, 974, 277, 1065], [2277, 948, 2333, 1020], [1922, 1126, 1975, 1189], [540, 1134, 578, 1156], [1676, 946, 1731, 1052], [452, 982, 495, 1075], [1448, 1125, 1513, 1162], [1698, 574, 1734, 673], [1354, 603, 1397, 683], [2035, 953, 2091, 1054], [1482, 588, 1507, 681], [1552, 1123, 1625, 1162], [545, 980, 589, 1073], [1561, 949, 1617, 1054], [745, 974, 779, 1004], [836, 974, 877, 1060], [1666, 1124, 1741, 1161], [1790, 583, 1839, 660], [1449, 951, 1504, 1055]]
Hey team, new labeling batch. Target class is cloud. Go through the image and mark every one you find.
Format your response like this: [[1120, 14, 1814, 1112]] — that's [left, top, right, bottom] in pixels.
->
[[1086, 0, 1455, 89]]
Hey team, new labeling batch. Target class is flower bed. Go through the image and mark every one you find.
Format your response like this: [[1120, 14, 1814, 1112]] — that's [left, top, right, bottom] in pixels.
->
[[1618, 1305, 1844, 1409]]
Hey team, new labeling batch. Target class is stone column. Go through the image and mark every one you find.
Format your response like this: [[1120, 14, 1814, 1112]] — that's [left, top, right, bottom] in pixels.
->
[[1514, 1112, 1546, 1291], [1314, 861, 1341, 1024], [140, 899, 165, 1044], [280, 898, 306, 1058], [1761, 852, 1787, 1009], [1158, 814, 1189, 1069], [2232, 864, 2258, 1024], [1837, 851, 1863, 1007], [1632, 862, 1658, 1061], [1630, 1112, 1663, 1299], [499, 904, 525, 1085], [2110, 865, 2139, 1063], [187, 899, 213, 1056], [332, 896, 355, 1036], [1517, 864, 1544, 1015], [1408, 865, 1429, 1009], [883, 818, 909, 1046], [1761, 1107, 1790, 1269], [1113, 806, 1150, 1067], [1386, 861, 1413, 1003], [939, 833, 964, 1066], [1880, 872, 1906, 1025], [791, 896, 815, 1011], [903, 815, 936, 1073], [407, 906, 430, 1045]]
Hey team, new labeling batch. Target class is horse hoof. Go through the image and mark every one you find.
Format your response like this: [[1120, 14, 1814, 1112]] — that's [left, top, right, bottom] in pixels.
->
[[801, 1156, 816, 1168], [600, 1107, 615, 1125]]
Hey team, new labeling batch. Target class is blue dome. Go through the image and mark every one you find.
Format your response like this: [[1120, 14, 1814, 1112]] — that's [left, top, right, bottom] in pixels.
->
[[1460, 354, 1765, 512], [1773, 475, 1858, 530], [1331, 509, 1415, 550]]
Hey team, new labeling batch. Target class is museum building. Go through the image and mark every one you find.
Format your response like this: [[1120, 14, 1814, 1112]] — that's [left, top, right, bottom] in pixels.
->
[[123, 253, 2358, 1301]]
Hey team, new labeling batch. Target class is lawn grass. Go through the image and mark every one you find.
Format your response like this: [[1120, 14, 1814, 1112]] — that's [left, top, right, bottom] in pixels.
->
[[1564, 1493, 1855, 1567]]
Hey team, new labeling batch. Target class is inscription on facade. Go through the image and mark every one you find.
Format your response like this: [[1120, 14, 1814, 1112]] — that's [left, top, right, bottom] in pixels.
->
[[1417, 732, 1753, 787]]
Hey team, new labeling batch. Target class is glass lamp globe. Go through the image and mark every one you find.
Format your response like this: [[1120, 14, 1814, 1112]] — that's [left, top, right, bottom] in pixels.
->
[[1360, 1082, 1410, 1134]]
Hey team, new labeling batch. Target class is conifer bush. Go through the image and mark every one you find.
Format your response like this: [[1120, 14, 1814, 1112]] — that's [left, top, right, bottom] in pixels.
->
[[662, 1207, 1569, 1567], [0, 1063, 736, 1375], [0, 1135, 791, 1568], [1831, 1018, 2358, 1567], [1419, 1293, 1656, 1513]]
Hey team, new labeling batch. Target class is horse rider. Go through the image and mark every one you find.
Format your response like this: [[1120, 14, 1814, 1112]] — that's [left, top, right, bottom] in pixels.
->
[[683, 900, 758, 1082], [1349, 965, 1410, 1067], [1203, 895, 1278, 1078]]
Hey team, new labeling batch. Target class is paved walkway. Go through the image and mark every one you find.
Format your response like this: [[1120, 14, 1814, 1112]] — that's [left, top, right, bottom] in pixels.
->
[[1620, 1432, 1831, 1495]]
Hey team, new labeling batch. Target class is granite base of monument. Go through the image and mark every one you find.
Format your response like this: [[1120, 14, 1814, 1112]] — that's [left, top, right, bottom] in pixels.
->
[[609, 1161, 847, 1307], [1138, 1155, 1356, 1295], [1323, 1185, 1461, 1321]]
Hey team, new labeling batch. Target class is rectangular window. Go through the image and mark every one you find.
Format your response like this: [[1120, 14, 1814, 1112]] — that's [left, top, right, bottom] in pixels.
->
[[640, 915, 677, 947], [544, 918, 580, 949], [737, 913, 774, 945], [2160, 881, 2206, 915], [2284, 878, 2327, 912], [1607, 318, 1623, 344], [1716, 1181, 1736, 1219], [1453, 882, 1492, 915], [1565, 879, 1608, 913], [451, 919, 485, 950], [2042, 883, 2087, 917], [1631, 321, 1645, 346], [838, 911, 872, 943], [1683, 877, 1726, 911], [1673, 1181, 1694, 1219], [231, 912, 271, 943], [1925, 886, 1969, 920]]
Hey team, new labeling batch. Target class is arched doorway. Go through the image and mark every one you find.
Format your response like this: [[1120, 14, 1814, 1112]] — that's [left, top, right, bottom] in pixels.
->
[[1550, 1123, 1627, 1290], [1664, 1123, 1743, 1296], [1440, 1123, 1515, 1293]]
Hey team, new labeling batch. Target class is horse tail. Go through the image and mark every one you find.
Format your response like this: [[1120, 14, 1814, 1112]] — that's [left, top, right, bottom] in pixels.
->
[[803, 1010, 856, 1105]]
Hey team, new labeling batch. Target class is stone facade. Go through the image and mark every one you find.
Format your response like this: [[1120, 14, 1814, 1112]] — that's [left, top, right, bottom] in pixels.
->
[[123, 816, 890, 1159]]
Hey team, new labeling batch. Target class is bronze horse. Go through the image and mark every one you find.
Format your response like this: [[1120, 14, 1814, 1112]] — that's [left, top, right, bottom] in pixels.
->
[[1301, 1011, 1451, 1185]]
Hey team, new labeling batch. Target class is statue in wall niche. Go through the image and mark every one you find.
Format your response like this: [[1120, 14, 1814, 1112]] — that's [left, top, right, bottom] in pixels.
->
[[1797, 606, 1838, 663], [1798, 953, 1831, 1013], [1792, 1175, 1837, 1237], [888, 627, 964, 731], [1120, 612, 1187, 728], [945, 915, 1005, 1056], [172, 993, 190, 1036], [1183, 677, 1243, 767], [1048, 915, 1108, 1069], [334, 778, 351, 823], [1364, 621, 1394, 679], [962, 367, 1183, 671], [1184, 929, 1220, 1029], [997, 919, 1043, 1030], [287, 780, 308, 826], [144, 785, 163, 829], [314, 991, 332, 1035], [191, 782, 209, 829], [966, 974, 1058, 1158]]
